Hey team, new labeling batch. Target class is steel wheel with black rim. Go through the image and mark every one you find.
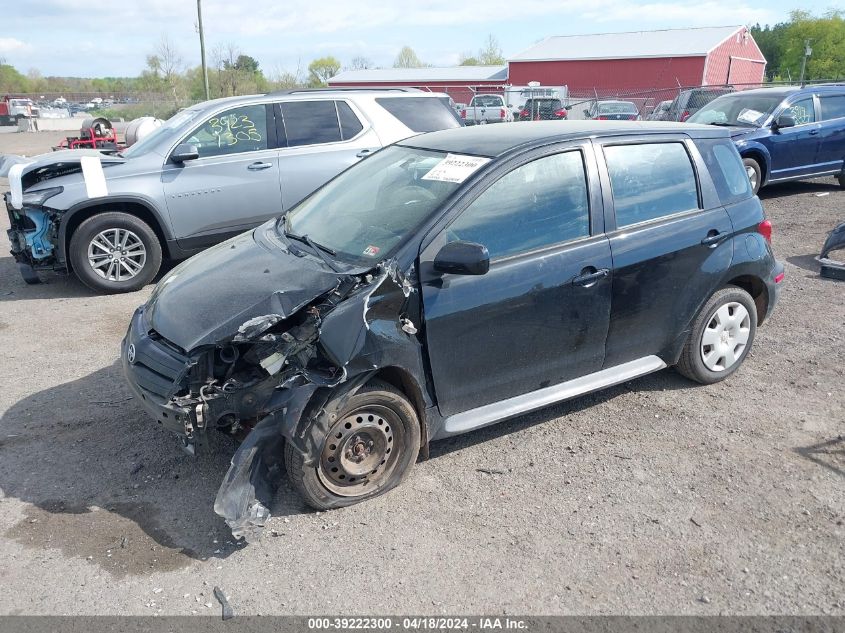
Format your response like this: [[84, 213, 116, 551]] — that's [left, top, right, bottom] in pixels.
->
[[676, 286, 758, 384], [69, 211, 162, 294], [285, 380, 421, 509], [742, 157, 762, 194]]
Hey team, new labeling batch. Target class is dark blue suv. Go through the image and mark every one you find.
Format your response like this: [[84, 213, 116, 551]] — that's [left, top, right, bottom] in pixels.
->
[[688, 85, 845, 193]]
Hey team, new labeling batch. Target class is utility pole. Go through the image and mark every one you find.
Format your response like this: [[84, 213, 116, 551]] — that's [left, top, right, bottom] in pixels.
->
[[798, 39, 812, 87], [197, 0, 210, 100]]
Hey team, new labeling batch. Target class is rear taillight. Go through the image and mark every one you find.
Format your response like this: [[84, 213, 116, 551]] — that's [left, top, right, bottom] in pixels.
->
[[554, 108, 567, 118], [758, 219, 772, 244], [680, 110, 690, 122], [629, 115, 638, 120], [520, 109, 529, 118], [500, 108, 506, 119], [460, 109, 466, 119], [597, 115, 607, 120], [774, 271, 785, 284]]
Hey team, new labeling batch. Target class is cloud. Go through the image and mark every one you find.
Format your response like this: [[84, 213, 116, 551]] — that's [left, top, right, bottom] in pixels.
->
[[0, 38, 30, 54], [581, 0, 778, 26]]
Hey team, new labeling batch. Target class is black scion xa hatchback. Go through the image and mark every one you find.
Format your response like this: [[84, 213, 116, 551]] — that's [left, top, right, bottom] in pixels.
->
[[122, 121, 784, 538]]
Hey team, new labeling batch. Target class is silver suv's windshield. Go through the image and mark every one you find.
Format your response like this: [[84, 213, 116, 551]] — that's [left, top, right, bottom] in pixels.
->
[[120, 108, 202, 158], [282, 146, 463, 265], [688, 93, 785, 127]]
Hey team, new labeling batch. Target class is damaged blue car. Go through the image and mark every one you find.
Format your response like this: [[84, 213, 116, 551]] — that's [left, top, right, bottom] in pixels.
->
[[121, 121, 783, 539]]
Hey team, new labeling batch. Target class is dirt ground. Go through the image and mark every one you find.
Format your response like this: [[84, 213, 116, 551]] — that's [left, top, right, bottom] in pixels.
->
[[0, 131, 842, 616]]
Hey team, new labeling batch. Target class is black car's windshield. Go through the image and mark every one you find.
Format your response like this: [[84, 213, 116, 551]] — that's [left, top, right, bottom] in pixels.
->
[[282, 146, 469, 265], [119, 108, 202, 158], [600, 102, 637, 114], [688, 93, 785, 126]]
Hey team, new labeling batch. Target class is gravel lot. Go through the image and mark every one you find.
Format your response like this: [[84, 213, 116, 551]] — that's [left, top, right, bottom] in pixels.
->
[[0, 131, 842, 616]]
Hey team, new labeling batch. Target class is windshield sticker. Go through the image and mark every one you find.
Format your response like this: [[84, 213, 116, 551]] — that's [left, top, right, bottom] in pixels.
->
[[422, 154, 491, 183], [363, 245, 380, 257], [737, 109, 764, 124], [80, 156, 109, 199]]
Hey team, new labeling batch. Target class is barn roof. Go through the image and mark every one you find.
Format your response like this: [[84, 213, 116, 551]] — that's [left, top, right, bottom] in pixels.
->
[[510, 26, 747, 62], [329, 66, 508, 84]]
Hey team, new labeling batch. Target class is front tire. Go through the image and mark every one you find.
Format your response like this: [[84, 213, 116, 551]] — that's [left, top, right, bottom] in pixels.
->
[[285, 380, 421, 510], [676, 286, 757, 385], [743, 157, 762, 194], [68, 212, 162, 294]]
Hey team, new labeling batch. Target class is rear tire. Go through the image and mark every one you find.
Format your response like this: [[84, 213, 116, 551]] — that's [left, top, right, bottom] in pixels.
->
[[743, 157, 762, 194], [68, 212, 162, 294], [676, 286, 757, 385], [285, 380, 420, 510], [837, 173, 845, 189]]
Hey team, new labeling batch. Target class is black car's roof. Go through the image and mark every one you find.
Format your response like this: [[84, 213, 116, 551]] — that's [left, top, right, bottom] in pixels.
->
[[400, 121, 728, 158]]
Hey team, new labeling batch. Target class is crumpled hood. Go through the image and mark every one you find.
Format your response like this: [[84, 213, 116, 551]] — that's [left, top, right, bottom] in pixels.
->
[[145, 223, 346, 352], [0, 149, 125, 183]]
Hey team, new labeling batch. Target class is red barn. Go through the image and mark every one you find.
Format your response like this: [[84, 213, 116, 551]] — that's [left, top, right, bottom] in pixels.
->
[[508, 25, 766, 94], [328, 66, 508, 105]]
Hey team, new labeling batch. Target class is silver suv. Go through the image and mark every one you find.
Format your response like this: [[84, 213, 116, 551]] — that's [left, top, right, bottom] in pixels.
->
[[3, 89, 461, 293]]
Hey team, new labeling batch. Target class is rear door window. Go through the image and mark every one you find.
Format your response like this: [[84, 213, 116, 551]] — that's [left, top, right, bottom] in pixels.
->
[[281, 101, 342, 147], [819, 95, 845, 121], [604, 142, 699, 227], [336, 101, 364, 140], [375, 97, 462, 133]]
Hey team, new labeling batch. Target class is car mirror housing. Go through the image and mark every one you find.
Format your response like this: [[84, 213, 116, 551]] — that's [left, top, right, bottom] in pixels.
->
[[433, 240, 490, 276], [775, 114, 796, 129], [171, 143, 200, 163]]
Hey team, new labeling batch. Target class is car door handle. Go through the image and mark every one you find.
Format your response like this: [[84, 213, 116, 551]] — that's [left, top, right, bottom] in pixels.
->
[[356, 149, 375, 158], [247, 162, 272, 171], [701, 230, 727, 247], [572, 267, 609, 287], [809, 128, 819, 135]]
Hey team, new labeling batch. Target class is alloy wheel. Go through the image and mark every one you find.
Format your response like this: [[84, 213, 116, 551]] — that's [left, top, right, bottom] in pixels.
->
[[745, 165, 758, 191], [87, 228, 147, 282]]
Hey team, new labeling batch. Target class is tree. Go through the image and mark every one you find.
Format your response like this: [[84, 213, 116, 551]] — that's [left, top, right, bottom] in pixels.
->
[[478, 34, 505, 65], [154, 35, 184, 102], [350, 56, 373, 70], [459, 53, 480, 66], [751, 10, 845, 81], [308, 56, 341, 86], [394, 46, 424, 68]]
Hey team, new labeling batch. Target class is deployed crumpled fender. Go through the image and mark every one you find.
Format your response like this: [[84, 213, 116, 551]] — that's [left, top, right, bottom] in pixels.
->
[[819, 222, 845, 281], [212, 260, 429, 540]]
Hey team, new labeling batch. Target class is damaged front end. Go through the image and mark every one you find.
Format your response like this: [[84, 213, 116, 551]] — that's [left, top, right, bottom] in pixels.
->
[[4, 188, 65, 282], [819, 222, 845, 281], [122, 231, 425, 540]]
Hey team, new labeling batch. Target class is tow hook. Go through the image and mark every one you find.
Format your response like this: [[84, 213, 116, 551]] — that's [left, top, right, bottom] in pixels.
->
[[184, 415, 195, 439]]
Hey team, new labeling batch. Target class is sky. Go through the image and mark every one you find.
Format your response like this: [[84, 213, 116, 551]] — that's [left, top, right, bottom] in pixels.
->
[[0, 0, 835, 78]]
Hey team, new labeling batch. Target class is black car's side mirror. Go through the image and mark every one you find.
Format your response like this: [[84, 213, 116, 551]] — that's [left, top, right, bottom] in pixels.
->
[[171, 143, 200, 163], [774, 114, 796, 129], [433, 241, 489, 276]]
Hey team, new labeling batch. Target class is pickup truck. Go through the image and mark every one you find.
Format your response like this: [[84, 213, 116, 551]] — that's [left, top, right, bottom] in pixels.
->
[[0, 97, 39, 126], [460, 94, 512, 125]]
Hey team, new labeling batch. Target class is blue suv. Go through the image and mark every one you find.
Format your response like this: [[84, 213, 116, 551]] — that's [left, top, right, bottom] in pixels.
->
[[688, 85, 845, 193]]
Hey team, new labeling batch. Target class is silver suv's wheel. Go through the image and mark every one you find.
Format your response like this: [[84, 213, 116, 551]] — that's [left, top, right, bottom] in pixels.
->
[[69, 212, 162, 294], [87, 228, 147, 282], [676, 286, 758, 384]]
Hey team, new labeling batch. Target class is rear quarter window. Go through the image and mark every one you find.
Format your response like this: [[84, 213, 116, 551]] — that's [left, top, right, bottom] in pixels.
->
[[695, 138, 752, 205], [375, 97, 462, 133]]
